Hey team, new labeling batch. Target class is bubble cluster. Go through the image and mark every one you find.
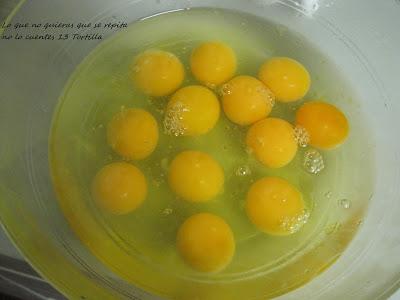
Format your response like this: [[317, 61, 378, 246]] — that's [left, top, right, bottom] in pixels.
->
[[219, 83, 232, 96], [235, 165, 251, 177], [152, 179, 162, 188], [279, 209, 310, 234], [294, 125, 310, 148], [205, 82, 217, 90], [163, 101, 189, 136], [338, 198, 351, 209], [256, 85, 276, 108], [303, 149, 325, 174], [162, 208, 173, 216]]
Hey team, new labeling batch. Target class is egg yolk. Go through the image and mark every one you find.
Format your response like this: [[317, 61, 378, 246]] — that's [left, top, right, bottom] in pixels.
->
[[107, 108, 159, 160], [246, 177, 306, 236], [221, 75, 275, 126], [191, 41, 237, 87], [168, 151, 224, 202], [165, 85, 220, 136], [246, 118, 298, 168], [177, 213, 235, 272], [131, 50, 185, 97], [92, 162, 147, 215], [258, 57, 310, 103], [296, 101, 350, 149]]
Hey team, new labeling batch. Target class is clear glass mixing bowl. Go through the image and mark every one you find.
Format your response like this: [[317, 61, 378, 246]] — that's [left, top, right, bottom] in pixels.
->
[[1, 0, 399, 299]]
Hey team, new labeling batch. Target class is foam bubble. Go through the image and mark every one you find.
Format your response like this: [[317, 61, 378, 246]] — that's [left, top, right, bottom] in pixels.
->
[[162, 208, 173, 216], [256, 85, 275, 107], [303, 149, 325, 174], [294, 125, 310, 148], [236, 165, 252, 176], [219, 83, 232, 96], [338, 198, 351, 209], [279, 209, 310, 234], [163, 101, 189, 136]]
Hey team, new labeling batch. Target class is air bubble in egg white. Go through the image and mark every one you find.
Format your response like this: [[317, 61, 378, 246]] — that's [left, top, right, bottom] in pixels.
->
[[279, 209, 310, 234], [303, 149, 325, 174], [219, 83, 232, 96], [294, 125, 310, 148], [338, 198, 351, 209], [206, 82, 217, 90], [163, 102, 188, 136], [256, 85, 275, 108], [162, 208, 173, 216], [236, 165, 252, 177]]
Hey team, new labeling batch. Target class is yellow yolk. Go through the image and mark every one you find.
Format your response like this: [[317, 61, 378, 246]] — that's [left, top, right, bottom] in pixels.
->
[[168, 151, 224, 202], [107, 108, 159, 160], [221, 76, 275, 126], [165, 85, 220, 136], [258, 57, 310, 103], [296, 101, 350, 149], [190, 41, 237, 87], [246, 177, 306, 236], [92, 162, 147, 215], [246, 118, 298, 168], [131, 50, 185, 97], [177, 213, 235, 272]]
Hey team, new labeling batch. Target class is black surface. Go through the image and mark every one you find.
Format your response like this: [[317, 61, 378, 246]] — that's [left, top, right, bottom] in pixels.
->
[[0, 255, 65, 300], [0, 293, 21, 300]]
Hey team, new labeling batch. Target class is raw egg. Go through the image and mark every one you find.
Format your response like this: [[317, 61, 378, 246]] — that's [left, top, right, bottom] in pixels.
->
[[258, 57, 310, 103], [246, 177, 307, 235], [164, 85, 220, 136], [168, 151, 224, 202], [296, 101, 349, 149], [177, 213, 235, 272], [92, 162, 147, 215], [221, 75, 275, 126], [246, 118, 298, 168], [191, 41, 237, 87], [131, 50, 185, 97], [107, 108, 159, 160]]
